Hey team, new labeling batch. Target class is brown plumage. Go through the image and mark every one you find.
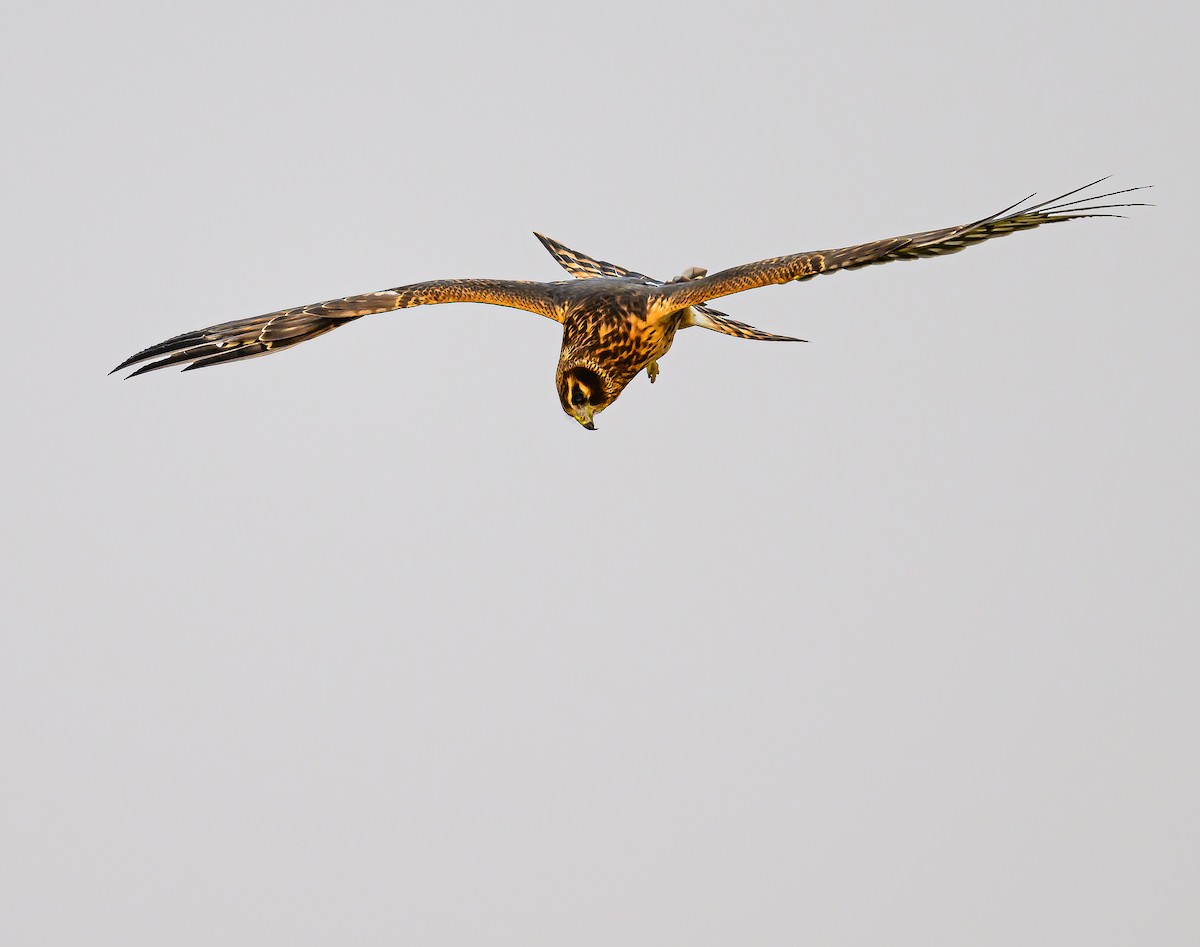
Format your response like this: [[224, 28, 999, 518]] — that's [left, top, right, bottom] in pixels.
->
[[112, 179, 1146, 430]]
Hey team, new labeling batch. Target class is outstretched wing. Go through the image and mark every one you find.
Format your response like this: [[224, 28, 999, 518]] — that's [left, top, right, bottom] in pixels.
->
[[531, 232, 805, 341], [112, 278, 562, 378], [650, 179, 1150, 312]]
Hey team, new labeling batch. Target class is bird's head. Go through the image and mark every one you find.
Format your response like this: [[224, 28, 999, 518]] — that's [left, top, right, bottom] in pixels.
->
[[557, 364, 614, 431]]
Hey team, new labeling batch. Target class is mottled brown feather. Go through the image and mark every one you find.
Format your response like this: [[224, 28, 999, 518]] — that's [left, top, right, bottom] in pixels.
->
[[533, 232, 802, 341]]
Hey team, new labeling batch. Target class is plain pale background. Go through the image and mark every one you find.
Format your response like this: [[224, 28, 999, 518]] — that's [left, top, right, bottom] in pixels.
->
[[3, 0, 1196, 944]]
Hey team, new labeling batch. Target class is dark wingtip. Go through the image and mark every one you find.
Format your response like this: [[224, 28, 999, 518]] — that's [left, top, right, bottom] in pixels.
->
[[110, 330, 208, 378], [124, 361, 167, 380], [110, 352, 147, 375]]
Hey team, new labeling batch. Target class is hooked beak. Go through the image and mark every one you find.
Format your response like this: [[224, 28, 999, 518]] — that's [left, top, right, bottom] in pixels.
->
[[582, 419, 597, 431]]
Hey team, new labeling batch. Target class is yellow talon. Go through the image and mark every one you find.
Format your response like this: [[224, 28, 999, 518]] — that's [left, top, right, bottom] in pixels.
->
[[647, 361, 659, 384]]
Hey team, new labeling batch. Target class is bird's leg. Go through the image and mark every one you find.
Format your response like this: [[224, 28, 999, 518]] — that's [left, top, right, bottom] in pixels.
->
[[650, 268, 706, 382], [668, 266, 708, 283], [647, 268, 706, 384]]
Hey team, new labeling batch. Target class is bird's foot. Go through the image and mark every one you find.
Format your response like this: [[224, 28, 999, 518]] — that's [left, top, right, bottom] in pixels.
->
[[668, 266, 707, 283], [647, 360, 659, 384]]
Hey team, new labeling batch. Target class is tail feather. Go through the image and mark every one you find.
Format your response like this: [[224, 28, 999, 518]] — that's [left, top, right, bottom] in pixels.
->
[[689, 308, 807, 342]]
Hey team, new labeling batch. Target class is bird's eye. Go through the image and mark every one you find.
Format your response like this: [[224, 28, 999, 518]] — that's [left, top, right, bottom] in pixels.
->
[[570, 386, 588, 407]]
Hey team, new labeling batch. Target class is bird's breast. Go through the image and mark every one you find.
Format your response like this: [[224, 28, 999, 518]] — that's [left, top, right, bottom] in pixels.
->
[[558, 295, 681, 388]]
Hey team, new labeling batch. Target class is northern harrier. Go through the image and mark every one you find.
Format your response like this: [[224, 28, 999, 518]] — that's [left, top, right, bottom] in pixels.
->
[[112, 179, 1146, 430]]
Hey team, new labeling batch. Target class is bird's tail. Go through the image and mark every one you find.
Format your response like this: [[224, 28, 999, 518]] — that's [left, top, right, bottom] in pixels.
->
[[688, 308, 807, 343]]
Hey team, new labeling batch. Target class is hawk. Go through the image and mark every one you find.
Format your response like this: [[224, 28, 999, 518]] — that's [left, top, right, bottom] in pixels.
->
[[112, 179, 1146, 430]]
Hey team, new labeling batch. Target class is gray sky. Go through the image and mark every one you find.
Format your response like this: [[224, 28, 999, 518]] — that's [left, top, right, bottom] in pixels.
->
[[4, 1, 1197, 944]]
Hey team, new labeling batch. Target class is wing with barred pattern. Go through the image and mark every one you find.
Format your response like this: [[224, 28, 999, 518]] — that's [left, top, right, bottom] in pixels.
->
[[112, 278, 562, 378], [651, 179, 1149, 312]]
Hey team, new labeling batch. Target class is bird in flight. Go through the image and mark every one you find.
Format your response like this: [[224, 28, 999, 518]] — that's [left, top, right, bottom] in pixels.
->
[[112, 178, 1146, 430]]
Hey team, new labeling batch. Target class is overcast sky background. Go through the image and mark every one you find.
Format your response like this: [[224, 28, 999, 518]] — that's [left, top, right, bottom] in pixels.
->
[[3, 1, 1196, 944]]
